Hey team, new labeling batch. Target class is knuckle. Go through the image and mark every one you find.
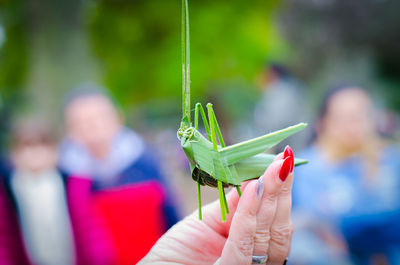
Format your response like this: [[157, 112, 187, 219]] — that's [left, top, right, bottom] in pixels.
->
[[254, 229, 271, 246], [279, 186, 291, 197], [237, 236, 254, 258], [263, 193, 277, 204], [237, 206, 258, 218], [270, 224, 293, 247]]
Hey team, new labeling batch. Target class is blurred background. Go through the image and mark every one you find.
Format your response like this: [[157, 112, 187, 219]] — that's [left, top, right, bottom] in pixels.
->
[[1, 0, 398, 138], [0, 0, 400, 264]]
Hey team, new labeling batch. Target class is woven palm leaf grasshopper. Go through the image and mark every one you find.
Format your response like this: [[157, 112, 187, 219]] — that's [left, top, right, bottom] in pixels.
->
[[177, 0, 307, 221]]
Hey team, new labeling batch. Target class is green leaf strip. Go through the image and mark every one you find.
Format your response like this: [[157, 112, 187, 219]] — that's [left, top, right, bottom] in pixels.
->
[[219, 123, 308, 165], [182, 0, 191, 123]]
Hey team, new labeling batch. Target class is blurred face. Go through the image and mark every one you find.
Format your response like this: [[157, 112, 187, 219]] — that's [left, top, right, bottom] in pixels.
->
[[65, 95, 122, 157], [319, 88, 375, 152], [12, 144, 57, 173]]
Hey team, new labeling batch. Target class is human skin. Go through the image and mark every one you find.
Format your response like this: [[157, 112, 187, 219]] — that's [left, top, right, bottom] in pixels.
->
[[139, 152, 293, 265], [317, 88, 378, 161], [65, 95, 122, 159], [12, 144, 58, 174]]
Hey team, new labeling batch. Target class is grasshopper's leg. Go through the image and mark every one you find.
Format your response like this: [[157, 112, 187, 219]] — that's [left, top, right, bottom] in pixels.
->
[[222, 186, 229, 215], [217, 181, 226, 221], [196, 181, 202, 220], [236, 186, 242, 196], [207, 103, 230, 219], [207, 103, 242, 198], [194, 104, 203, 220], [195, 103, 211, 140]]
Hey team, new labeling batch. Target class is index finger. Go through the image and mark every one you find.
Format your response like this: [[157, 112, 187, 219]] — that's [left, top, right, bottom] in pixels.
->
[[217, 180, 262, 265]]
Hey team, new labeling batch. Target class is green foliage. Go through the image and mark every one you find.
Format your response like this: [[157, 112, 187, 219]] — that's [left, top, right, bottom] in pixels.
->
[[0, 0, 28, 148], [88, 0, 289, 118], [0, 0, 27, 102]]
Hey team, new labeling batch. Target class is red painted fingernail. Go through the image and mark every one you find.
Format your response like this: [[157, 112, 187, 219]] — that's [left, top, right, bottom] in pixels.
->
[[279, 157, 291, 182], [284, 145, 294, 173]]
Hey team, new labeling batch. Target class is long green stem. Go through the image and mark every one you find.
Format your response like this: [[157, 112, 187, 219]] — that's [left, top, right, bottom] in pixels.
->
[[182, 0, 191, 124]]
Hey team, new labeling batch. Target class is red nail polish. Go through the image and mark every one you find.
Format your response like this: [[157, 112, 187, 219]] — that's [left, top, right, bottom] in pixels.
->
[[284, 145, 294, 173], [279, 157, 291, 182]]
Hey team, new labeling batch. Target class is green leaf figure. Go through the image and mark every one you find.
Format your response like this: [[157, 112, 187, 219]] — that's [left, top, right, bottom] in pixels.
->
[[177, 0, 307, 221]]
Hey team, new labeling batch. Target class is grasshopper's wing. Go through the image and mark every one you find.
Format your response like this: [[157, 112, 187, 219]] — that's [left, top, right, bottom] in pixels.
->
[[233, 153, 308, 182], [219, 123, 307, 165]]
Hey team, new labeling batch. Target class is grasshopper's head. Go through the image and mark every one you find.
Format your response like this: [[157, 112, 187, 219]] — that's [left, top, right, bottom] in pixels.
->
[[177, 126, 196, 165], [177, 125, 195, 143]]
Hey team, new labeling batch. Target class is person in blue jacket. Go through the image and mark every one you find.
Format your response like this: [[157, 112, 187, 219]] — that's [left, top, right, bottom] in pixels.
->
[[290, 85, 400, 265]]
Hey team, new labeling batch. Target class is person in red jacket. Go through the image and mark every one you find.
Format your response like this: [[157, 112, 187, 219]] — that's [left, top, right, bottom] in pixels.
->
[[59, 85, 180, 264]]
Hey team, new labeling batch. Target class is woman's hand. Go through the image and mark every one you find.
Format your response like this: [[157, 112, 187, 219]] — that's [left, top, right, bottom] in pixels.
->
[[139, 148, 294, 265]]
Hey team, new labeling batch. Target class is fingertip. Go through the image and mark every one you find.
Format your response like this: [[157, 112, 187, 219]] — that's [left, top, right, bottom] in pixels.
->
[[256, 175, 264, 200], [279, 156, 291, 182], [246, 179, 258, 198], [238, 180, 260, 214], [274, 152, 284, 161], [263, 159, 284, 181], [240, 180, 251, 191], [283, 145, 294, 173], [261, 158, 287, 194], [283, 145, 291, 157]]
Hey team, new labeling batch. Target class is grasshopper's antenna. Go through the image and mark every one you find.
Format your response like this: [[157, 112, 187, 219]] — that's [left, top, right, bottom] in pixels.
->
[[183, 0, 201, 219], [181, 0, 191, 125]]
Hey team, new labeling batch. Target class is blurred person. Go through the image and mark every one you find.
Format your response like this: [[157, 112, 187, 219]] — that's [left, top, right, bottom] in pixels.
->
[[0, 119, 75, 265], [59, 85, 180, 264], [290, 86, 400, 265], [254, 63, 309, 151]]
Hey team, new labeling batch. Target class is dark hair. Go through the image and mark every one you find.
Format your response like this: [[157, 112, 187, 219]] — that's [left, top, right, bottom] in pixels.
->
[[63, 83, 112, 110], [62, 83, 125, 127], [11, 119, 57, 148], [266, 63, 290, 79], [318, 84, 368, 120], [308, 84, 370, 144]]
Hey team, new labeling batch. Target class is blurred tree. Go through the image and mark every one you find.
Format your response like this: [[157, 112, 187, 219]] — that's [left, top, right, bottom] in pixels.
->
[[88, 0, 289, 128], [0, 0, 28, 148], [23, 0, 100, 122], [279, 0, 400, 111]]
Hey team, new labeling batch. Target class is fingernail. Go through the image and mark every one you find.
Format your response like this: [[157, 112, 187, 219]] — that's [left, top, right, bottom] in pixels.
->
[[284, 145, 294, 173], [279, 157, 291, 182], [256, 175, 264, 199]]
